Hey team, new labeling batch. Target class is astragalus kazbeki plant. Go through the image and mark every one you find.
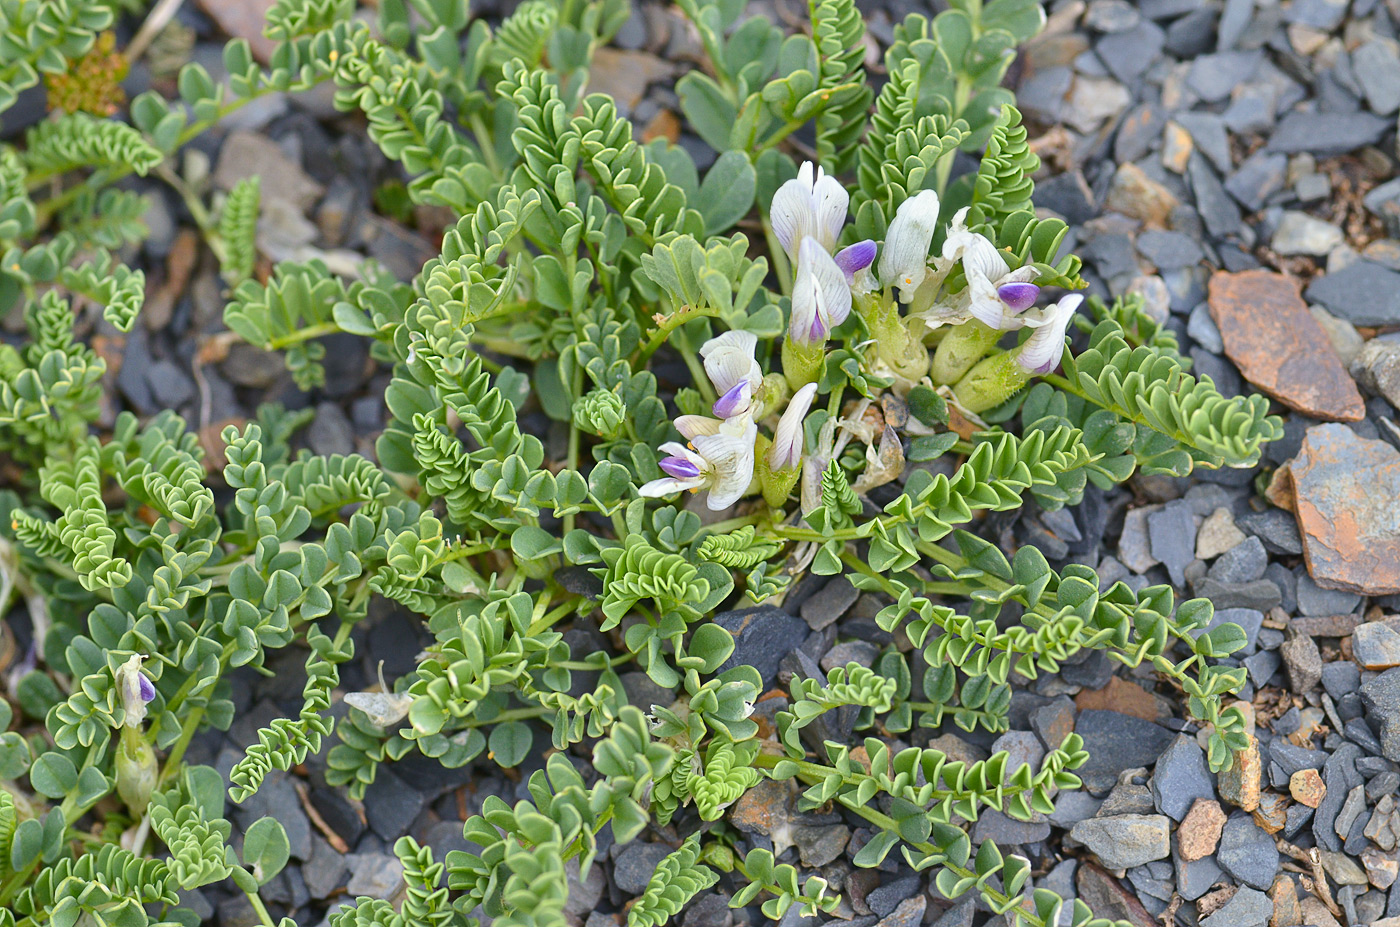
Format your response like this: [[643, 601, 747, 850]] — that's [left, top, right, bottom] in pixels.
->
[[0, 1, 1282, 927]]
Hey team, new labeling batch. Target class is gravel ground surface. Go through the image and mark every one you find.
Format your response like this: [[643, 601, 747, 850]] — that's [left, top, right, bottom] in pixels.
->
[[15, 0, 1400, 925]]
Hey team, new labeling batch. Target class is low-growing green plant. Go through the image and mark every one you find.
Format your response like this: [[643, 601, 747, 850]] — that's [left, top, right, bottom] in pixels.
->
[[0, 1, 1282, 927]]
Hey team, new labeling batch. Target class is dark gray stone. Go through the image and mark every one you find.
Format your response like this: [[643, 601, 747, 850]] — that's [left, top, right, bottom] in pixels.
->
[[1235, 509, 1303, 555], [146, 360, 196, 409], [715, 606, 810, 687], [1269, 112, 1391, 155], [1085, 0, 1142, 32], [1362, 669, 1400, 762], [971, 809, 1051, 846], [1217, 0, 1253, 49], [1138, 230, 1204, 271], [1296, 572, 1362, 617], [1316, 743, 1363, 851], [1148, 500, 1195, 586], [1070, 814, 1171, 870], [1151, 734, 1216, 821], [1209, 536, 1267, 583], [1217, 812, 1280, 889], [1270, 740, 1328, 776], [794, 824, 851, 867], [307, 401, 355, 456], [1244, 649, 1281, 687], [309, 786, 365, 846], [363, 768, 426, 841], [800, 576, 858, 630], [1037, 171, 1097, 224], [1188, 154, 1243, 239], [1224, 150, 1288, 212], [1191, 578, 1282, 612], [1187, 51, 1263, 102], [1165, 7, 1217, 57], [1095, 20, 1165, 84], [1355, 41, 1400, 115], [1187, 302, 1224, 352], [1076, 710, 1176, 794], [1286, 0, 1351, 29], [1175, 846, 1225, 901], [1175, 112, 1232, 174], [1199, 887, 1272, 927], [1050, 790, 1105, 829], [1280, 630, 1323, 693], [613, 842, 671, 895], [1323, 661, 1362, 701], [1308, 261, 1400, 326], [866, 875, 921, 917], [1365, 178, 1400, 237]]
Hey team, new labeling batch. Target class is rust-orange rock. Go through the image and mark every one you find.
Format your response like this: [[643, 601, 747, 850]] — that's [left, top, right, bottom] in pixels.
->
[[1208, 270, 1365, 422], [1289, 423, 1400, 594], [1179, 798, 1227, 861]]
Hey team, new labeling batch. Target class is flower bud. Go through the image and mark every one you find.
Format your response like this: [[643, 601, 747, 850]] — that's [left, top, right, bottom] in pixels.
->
[[116, 725, 158, 816]]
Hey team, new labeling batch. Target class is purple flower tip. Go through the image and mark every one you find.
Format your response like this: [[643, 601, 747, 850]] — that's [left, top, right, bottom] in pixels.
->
[[808, 313, 826, 343], [138, 675, 156, 703], [659, 456, 701, 480], [833, 240, 877, 280], [997, 282, 1040, 312], [712, 382, 749, 420]]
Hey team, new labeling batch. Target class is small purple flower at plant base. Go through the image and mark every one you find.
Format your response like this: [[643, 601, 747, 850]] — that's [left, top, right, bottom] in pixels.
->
[[834, 239, 877, 289], [997, 281, 1040, 311], [769, 382, 818, 472], [1015, 294, 1084, 375], [877, 189, 941, 301], [769, 161, 849, 265], [711, 380, 753, 420], [790, 236, 851, 347]]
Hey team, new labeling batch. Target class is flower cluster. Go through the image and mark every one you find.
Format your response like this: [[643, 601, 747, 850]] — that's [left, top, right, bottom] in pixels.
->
[[640, 329, 818, 511], [641, 163, 1084, 512]]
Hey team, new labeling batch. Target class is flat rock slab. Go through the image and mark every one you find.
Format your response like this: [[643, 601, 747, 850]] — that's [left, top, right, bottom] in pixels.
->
[[1289, 424, 1400, 594], [1208, 270, 1364, 421], [1305, 260, 1400, 326]]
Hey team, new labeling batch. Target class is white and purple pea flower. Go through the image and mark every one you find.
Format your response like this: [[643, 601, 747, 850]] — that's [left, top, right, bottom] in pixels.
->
[[115, 653, 156, 729], [941, 207, 1044, 330], [1014, 293, 1084, 375], [642, 330, 763, 510]]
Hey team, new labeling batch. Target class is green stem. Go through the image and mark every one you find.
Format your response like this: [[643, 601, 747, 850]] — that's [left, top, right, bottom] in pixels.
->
[[761, 216, 793, 298], [564, 365, 584, 534], [246, 885, 278, 927], [637, 306, 722, 367], [468, 112, 502, 178]]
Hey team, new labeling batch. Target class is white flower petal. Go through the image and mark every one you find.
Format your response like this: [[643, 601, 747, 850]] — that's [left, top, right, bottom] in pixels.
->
[[792, 236, 851, 345], [879, 189, 941, 300], [1016, 294, 1083, 374], [770, 182, 812, 263], [769, 382, 818, 471], [639, 476, 705, 497], [701, 330, 762, 394], [811, 169, 849, 252], [693, 423, 757, 510], [959, 235, 1011, 287], [675, 415, 723, 439]]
